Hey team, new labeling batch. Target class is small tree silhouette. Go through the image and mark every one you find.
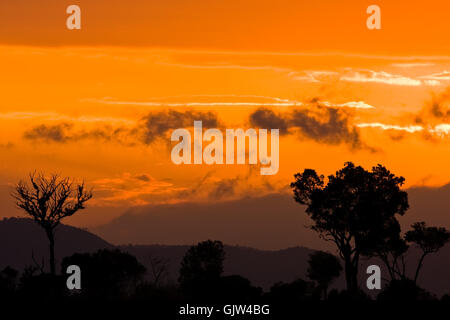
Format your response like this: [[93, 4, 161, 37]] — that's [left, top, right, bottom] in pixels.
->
[[307, 251, 342, 299], [290, 162, 408, 292], [178, 240, 225, 298], [12, 172, 92, 275], [405, 222, 450, 284], [148, 254, 170, 287]]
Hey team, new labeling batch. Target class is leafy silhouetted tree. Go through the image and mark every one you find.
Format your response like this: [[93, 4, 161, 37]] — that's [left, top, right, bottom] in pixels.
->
[[178, 240, 225, 299], [290, 162, 408, 292], [12, 172, 92, 275], [405, 222, 450, 284], [377, 222, 450, 286], [307, 251, 342, 299]]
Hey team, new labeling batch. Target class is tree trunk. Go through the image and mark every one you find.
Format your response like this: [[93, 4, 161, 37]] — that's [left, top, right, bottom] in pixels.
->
[[344, 257, 359, 293], [47, 229, 56, 276], [414, 253, 427, 285], [344, 258, 353, 292]]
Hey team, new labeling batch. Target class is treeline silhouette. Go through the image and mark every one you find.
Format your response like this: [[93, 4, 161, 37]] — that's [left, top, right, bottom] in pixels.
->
[[1, 163, 450, 303]]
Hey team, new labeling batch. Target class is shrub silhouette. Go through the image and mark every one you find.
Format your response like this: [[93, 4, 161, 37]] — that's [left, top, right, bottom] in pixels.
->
[[0, 266, 18, 298], [61, 249, 146, 300], [377, 279, 434, 301], [217, 275, 262, 302], [267, 279, 319, 302]]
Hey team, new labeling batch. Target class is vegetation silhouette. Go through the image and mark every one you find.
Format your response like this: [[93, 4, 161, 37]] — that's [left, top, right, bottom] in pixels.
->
[[1, 166, 450, 304], [61, 249, 146, 300], [0, 266, 18, 299], [307, 251, 342, 299], [178, 240, 225, 300], [12, 172, 92, 275], [406, 222, 450, 284], [291, 162, 450, 298], [376, 221, 450, 290], [178, 240, 262, 302], [267, 278, 319, 302]]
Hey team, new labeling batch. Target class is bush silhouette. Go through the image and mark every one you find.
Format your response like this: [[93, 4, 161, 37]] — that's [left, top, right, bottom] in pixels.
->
[[377, 279, 435, 301], [0, 266, 18, 298], [267, 279, 319, 302], [61, 249, 146, 300]]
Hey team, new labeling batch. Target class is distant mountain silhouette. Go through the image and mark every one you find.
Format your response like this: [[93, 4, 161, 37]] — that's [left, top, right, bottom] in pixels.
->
[[93, 194, 319, 250], [407, 183, 450, 227], [0, 217, 114, 272], [92, 184, 450, 251]]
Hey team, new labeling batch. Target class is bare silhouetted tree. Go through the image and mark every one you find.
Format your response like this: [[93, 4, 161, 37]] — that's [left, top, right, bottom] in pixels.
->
[[12, 172, 92, 275], [148, 254, 169, 287]]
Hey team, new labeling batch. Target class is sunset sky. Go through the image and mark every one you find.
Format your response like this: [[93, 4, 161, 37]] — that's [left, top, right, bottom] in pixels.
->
[[0, 0, 449, 239]]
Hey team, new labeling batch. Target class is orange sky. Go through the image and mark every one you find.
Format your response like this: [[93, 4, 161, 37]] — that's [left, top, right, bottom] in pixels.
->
[[0, 0, 449, 228]]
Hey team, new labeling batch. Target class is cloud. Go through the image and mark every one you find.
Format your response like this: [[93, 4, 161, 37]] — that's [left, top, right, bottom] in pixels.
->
[[23, 123, 135, 145], [91, 172, 182, 207], [135, 174, 152, 182], [249, 102, 367, 149], [289, 70, 338, 82], [357, 123, 424, 133], [414, 88, 450, 125], [176, 167, 279, 202], [249, 108, 290, 134], [0, 111, 133, 124], [429, 124, 450, 136], [22, 109, 221, 145], [419, 71, 450, 81], [291, 69, 441, 86], [356, 89, 450, 140], [391, 63, 435, 68], [85, 96, 304, 107], [340, 70, 436, 86], [88, 96, 374, 109], [319, 101, 375, 109], [141, 109, 220, 144], [289, 108, 362, 147], [23, 123, 72, 143]]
